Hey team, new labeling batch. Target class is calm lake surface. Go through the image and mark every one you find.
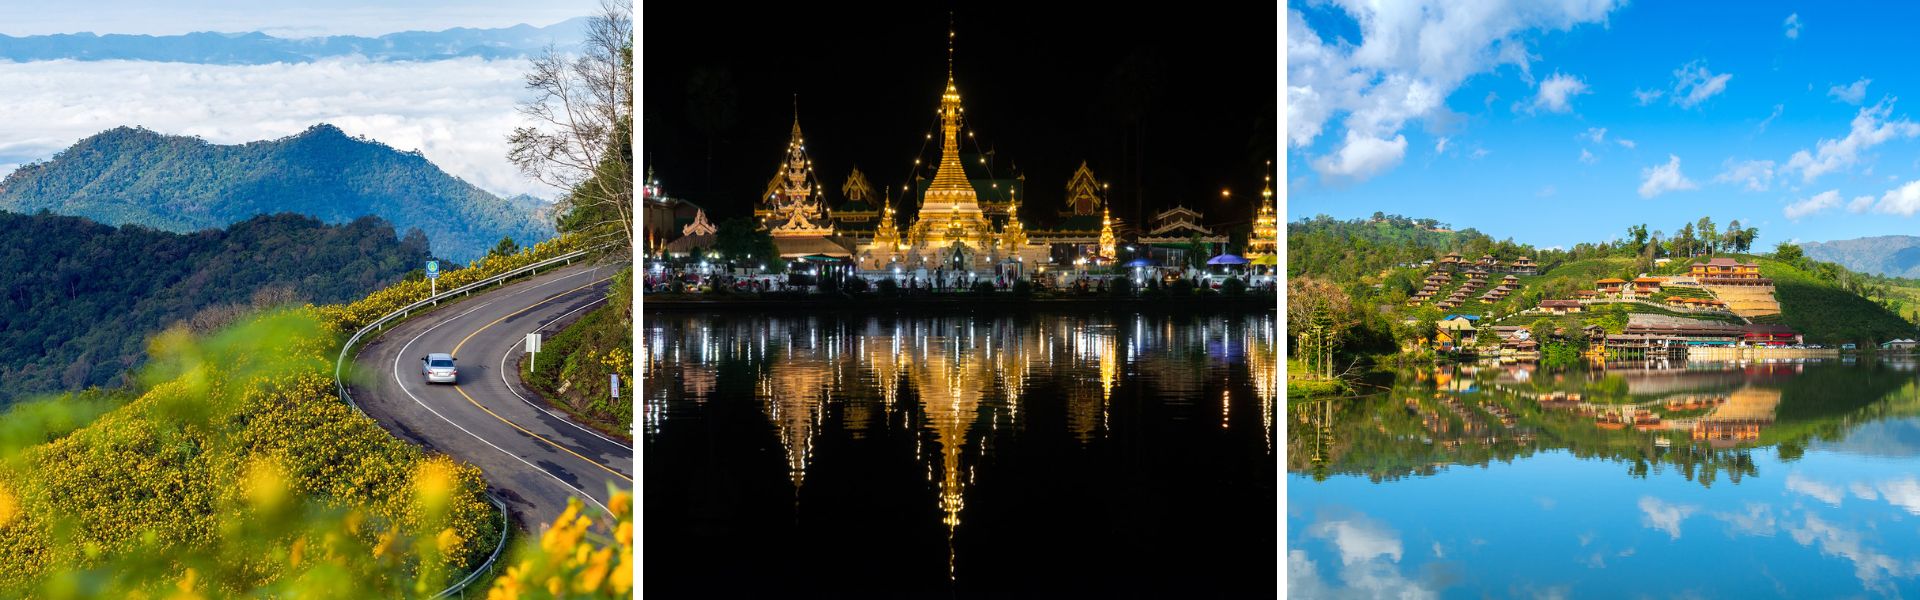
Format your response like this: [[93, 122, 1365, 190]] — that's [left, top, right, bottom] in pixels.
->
[[643, 310, 1278, 598], [1290, 359, 1920, 598]]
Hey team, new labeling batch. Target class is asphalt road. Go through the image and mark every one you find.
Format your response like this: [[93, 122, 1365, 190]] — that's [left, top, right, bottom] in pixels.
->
[[350, 263, 632, 532]]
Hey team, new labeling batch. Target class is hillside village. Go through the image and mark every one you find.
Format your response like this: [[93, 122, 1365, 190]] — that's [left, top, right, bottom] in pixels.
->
[[1404, 252, 1919, 358], [1286, 214, 1920, 376]]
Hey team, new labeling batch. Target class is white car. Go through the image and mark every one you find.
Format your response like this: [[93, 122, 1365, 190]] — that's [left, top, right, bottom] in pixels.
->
[[421, 353, 457, 384]]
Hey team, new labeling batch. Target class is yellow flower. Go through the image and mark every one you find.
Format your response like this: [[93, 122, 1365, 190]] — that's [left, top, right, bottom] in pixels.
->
[[435, 527, 463, 555], [0, 484, 18, 528]]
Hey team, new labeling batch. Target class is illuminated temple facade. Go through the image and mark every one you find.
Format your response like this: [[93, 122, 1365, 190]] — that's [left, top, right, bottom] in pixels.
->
[[856, 29, 1049, 278]]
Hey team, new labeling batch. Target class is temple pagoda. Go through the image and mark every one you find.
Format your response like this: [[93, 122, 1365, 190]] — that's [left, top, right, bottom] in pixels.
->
[[861, 24, 1045, 278]]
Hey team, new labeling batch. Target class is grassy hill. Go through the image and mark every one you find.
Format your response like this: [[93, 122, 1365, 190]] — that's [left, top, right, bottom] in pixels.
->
[[0, 124, 552, 262], [1753, 255, 1920, 343]]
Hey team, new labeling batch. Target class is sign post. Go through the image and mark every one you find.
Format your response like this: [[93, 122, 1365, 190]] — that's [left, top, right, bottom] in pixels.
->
[[525, 333, 541, 372], [426, 260, 440, 298], [611, 373, 620, 399]]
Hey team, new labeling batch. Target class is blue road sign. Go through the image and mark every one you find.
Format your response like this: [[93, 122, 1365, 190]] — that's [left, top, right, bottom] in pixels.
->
[[426, 260, 440, 279]]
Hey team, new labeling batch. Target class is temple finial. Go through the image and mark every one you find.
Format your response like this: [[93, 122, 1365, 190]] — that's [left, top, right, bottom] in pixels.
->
[[947, 12, 955, 77]]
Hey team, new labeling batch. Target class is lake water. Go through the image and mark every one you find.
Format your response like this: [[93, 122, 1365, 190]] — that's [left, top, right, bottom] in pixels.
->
[[642, 309, 1279, 597], [1289, 359, 1920, 598]]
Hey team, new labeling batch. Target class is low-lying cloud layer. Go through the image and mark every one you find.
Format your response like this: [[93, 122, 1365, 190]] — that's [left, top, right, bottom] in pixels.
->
[[0, 57, 545, 199]]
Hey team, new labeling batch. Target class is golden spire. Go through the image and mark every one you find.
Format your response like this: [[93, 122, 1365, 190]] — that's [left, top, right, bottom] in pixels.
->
[[931, 19, 968, 192]]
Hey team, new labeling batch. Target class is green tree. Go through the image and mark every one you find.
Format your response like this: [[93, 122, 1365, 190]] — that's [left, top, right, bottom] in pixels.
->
[[1697, 216, 1717, 255], [487, 236, 520, 259], [1775, 241, 1804, 263], [1529, 317, 1556, 344]]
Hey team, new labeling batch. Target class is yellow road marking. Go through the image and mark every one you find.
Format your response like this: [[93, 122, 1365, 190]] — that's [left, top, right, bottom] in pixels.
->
[[448, 273, 629, 482], [454, 276, 612, 355], [453, 383, 631, 482]]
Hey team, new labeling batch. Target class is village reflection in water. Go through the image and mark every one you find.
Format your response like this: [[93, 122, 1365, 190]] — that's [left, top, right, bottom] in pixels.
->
[[1290, 358, 1920, 597], [643, 310, 1277, 595]]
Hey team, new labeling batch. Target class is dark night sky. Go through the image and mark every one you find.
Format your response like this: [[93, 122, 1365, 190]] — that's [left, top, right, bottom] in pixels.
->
[[641, 3, 1276, 231]]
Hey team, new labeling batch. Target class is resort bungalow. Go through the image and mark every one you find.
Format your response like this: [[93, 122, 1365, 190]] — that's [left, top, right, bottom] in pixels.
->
[[1464, 267, 1488, 281], [1501, 275, 1520, 286], [1491, 325, 1530, 341], [1574, 290, 1598, 299], [1540, 299, 1583, 314], [1883, 338, 1919, 352], [1437, 252, 1463, 271], [1436, 315, 1480, 351], [1478, 254, 1498, 267], [1690, 257, 1771, 286], [1509, 256, 1539, 276], [1595, 278, 1627, 296], [1841, 343, 1859, 351], [1632, 277, 1666, 296]]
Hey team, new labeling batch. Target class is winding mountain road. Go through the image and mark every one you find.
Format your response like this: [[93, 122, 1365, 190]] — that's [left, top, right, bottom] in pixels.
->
[[349, 263, 632, 531]]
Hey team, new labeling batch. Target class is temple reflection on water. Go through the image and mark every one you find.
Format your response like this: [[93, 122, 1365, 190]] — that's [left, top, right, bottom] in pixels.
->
[[643, 311, 1276, 579]]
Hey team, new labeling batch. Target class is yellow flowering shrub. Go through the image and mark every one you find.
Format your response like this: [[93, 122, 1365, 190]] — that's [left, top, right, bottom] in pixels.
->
[[0, 307, 500, 596], [484, 489, 632, 600]]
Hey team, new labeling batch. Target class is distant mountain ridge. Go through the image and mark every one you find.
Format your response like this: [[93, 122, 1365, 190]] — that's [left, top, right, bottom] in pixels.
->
[[1803, 236, 1920, 279], [0, 18, 587, 64], [0, 124, 551, 262]]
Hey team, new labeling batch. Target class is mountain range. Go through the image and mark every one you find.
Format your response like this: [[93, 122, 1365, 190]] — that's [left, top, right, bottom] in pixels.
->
[[0, 124, 551, 262], [1802, 236, 1920, 279], [0, 18, 586, 64]]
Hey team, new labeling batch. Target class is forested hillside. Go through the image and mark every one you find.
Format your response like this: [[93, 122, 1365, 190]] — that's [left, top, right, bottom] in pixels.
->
[[0, 124, 550, 261], [1803, 235, 1920, 279], [0, 211, 429, 404]]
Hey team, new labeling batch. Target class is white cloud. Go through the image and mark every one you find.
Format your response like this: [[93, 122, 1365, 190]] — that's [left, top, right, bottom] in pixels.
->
[[1638, 496, 1698, 540], [0, 57, 546, 199], [1529, 73, 1590, 114], [1638, 154, 1698, 198], [1617, 138, 1637, 149], [1785, 100, 1920, 182], [1829, 78, 1872, 105], [1309, 516, 1404, 565], [1715, 158, 1776, 191], [1288, 2, 1623, 182], [1435, 136, 1451, 154], [1671, 60, 1733, 108], [1583, 127, 1608, 143], [1633, 88, 1665, 106], [1784, 13, 1803, 39], [1849, 482, 1879, 500], [1758, 104, 1785, 133], [1288, 550, 1436, 600], [1580, 148, 1596, 164], [1471, 147, 1490, 159], [1786, 472, 1846, 504], [1875, 477, 1920, 514], [1710, 503, 1777, 537], [1874, 181, 1920, 216], [1312, 132, 1409, 181], [1788, 514, 1916, 593], [1849, 195, 1877, 213]]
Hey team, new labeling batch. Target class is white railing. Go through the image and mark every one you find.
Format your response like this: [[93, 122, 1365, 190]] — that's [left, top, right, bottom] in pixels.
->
[[331, 241, 612, 599]]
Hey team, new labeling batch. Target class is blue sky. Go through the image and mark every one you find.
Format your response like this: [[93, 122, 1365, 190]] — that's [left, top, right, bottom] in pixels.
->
[[0, 0, 589, 37], [1288, 1, 1920, 249]]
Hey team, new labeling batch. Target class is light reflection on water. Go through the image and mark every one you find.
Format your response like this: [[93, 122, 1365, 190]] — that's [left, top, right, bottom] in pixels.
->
[[643, 310, 1277, 596], [1290, 359, 1920, 598]]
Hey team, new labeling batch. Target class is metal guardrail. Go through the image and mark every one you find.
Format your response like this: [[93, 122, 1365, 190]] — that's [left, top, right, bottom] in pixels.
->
[[330, 241, 613, 599]]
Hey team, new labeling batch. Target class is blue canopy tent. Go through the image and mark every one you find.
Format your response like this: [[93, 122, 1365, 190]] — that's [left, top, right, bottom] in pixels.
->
[[1206, 254, 1249, 265]]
